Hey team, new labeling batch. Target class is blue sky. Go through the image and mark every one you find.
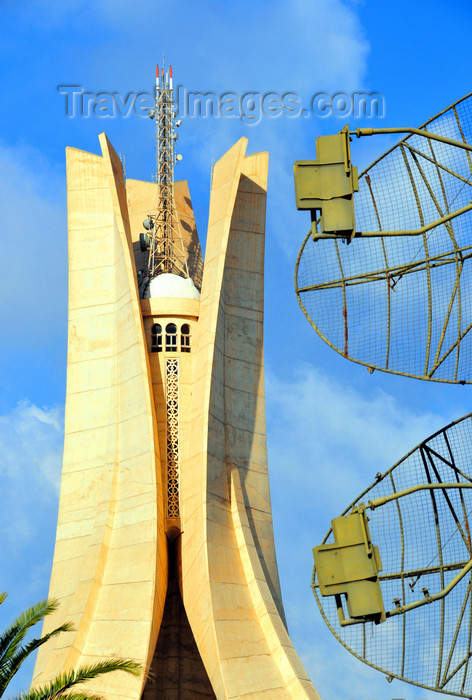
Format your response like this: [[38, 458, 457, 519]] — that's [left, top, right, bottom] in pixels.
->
[[1, 0, 472, 698]]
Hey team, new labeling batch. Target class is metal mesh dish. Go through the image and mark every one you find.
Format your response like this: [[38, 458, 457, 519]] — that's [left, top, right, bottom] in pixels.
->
[[296, 94, 472, 383], [313, 414, 472, 697]]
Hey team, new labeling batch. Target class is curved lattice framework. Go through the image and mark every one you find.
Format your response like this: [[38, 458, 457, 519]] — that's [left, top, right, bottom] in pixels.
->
[[296, 93, 472, 383], [165, 358, 180, 519], [313, 413, 472, 697]]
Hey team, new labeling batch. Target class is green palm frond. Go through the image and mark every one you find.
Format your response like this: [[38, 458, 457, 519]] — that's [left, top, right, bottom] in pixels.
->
[[14, 692, 104, 700], [14, 692, 105, 700], [1, 594, 142, 700], [14, 659, 142, 700], [0, 599, 69, 695], [0, 623, 74, 693], [58, 696, 105, 700], [0, 599, 59, 665]]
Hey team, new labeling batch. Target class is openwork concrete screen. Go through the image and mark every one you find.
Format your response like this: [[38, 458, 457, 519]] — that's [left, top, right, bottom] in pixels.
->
[[165, 358, 180, 518], [296, 94, 472, 383], [313, 414, 472, 697]]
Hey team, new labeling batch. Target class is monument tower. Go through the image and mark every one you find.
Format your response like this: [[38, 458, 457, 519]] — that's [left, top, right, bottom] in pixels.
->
[[32, 65, 320, 699]]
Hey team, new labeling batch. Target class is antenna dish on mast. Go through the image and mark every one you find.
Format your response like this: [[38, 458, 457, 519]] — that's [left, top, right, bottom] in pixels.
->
[[294, 93, 472, 383], [313, 412, 472, 698]]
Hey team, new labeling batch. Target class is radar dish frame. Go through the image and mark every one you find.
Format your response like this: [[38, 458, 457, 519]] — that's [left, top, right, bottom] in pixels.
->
[[295, 92, 472, 383], [313, 413, 472, 698]]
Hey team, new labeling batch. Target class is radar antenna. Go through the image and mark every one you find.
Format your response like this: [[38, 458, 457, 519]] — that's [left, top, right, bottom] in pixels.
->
[[313, 413, 472, 698], [140, 62, 188, 294], [294, 94, 472, 383]]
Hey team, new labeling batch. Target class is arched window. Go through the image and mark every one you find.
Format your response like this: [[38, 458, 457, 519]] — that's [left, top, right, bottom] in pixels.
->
[[151, 323, 162, 353], [166, 323, 177, 352], [181, 323, 191, 353]]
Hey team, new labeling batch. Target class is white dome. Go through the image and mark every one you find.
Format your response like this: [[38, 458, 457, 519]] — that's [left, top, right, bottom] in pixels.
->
[[144, 273, 201, 300]]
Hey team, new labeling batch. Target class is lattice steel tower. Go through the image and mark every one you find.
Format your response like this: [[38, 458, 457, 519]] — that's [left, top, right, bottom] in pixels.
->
[[143, 63, 188, 287]]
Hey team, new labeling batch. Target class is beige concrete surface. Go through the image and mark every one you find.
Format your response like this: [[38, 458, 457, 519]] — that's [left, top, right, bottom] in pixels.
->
[[33, 134, 320, 699], [32, 137, 167, 699], [181, 138, 320, 698]]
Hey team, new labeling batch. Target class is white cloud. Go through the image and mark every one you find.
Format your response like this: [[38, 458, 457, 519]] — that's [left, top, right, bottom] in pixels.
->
[[266, 363, 446, 513], [24, 0, 369, 97], [0, 142, 67, 350], [0, 400, 64, 695], [0, 400, 63, 542]]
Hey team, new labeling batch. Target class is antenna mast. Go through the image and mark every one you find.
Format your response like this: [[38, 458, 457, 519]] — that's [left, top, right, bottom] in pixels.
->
[[146, 62, 188, 282]]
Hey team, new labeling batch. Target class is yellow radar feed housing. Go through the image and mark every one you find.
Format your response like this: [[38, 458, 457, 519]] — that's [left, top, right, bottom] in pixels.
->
[[313, 510, 385, 625], [294, 128, 359, 239]]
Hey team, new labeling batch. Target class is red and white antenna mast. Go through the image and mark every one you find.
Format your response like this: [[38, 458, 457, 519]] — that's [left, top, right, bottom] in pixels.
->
[[141, 61, 187, 290]]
